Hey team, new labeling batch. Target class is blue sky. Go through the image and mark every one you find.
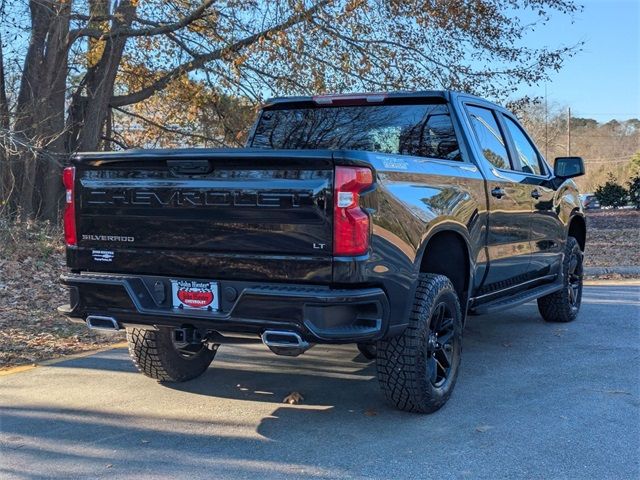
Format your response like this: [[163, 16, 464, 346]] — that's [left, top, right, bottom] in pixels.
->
[[1, 0, 637, 123], [516, 0, 640, 122]]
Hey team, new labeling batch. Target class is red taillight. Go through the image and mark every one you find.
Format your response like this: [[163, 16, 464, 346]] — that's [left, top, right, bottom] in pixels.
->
[[62, 166, 77, 246], [333, 166, 373, 256]]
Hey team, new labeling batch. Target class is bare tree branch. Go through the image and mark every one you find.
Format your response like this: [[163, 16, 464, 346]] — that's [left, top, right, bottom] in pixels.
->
[[110, 1, 330, 107], [70, 0, 216, 41]]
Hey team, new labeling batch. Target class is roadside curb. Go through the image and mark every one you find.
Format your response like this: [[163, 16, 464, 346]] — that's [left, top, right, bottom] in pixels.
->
[[0, 342, 129, 377], [584, 266, 640, 276], [584, 279, 640, 286]]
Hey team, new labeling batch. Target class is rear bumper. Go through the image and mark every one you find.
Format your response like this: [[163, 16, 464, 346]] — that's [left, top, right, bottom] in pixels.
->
[[59, 272, 390, 343]]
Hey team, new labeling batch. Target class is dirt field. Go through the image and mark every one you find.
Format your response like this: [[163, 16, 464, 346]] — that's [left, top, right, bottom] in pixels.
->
[[584, 209, 640, 267], [1, 211, 638, 369]]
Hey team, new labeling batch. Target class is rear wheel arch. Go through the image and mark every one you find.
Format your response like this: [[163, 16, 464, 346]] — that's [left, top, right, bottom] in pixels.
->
[[418, 228, 472, 307]]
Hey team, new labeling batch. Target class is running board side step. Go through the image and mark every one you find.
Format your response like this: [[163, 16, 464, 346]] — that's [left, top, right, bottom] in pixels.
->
[[469, 282, 563, 315]]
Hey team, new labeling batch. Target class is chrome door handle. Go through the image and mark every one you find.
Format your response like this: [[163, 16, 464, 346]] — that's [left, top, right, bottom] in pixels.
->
[[491, 187, 506, 199], [531, 189, 541, 199]]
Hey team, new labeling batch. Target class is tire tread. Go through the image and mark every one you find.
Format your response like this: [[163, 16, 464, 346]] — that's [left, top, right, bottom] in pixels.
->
[[376, 273, 462, 413], [126, 327, 215, 382]]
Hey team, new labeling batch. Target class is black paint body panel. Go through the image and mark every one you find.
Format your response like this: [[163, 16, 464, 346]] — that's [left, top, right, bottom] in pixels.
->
[[62, 91, 584, 342]]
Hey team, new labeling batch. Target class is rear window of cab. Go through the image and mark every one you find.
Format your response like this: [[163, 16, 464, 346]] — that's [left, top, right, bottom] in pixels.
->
[[251, 103, 461, 162]]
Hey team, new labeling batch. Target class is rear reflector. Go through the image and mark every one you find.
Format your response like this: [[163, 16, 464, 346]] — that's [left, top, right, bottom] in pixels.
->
[[62, 166, 77, 246], [334, 166, 373, 256]]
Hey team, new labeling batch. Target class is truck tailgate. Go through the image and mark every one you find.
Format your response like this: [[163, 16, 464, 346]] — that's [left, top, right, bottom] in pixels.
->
[[69, 150, 334, 283]]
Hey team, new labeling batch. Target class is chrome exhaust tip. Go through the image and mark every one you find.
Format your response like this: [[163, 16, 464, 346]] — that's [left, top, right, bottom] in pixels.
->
[[86, 315, 120, 331], [261, 330, 311, 356]]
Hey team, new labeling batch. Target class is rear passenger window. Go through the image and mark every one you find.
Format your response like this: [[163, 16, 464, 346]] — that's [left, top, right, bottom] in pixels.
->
[[466, 105, 511, 170], [503, 116, 543, 175], [397, 105, 461, 161]]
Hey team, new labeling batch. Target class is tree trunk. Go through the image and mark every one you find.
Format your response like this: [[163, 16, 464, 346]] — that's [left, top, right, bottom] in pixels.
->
[[11, 0, 70, 220], [0, 32, 12, 211], [0, 35, 8, 132], [70, 0, 137, 152], [38, 1, 71, 222], [13, 0, 53, 217]]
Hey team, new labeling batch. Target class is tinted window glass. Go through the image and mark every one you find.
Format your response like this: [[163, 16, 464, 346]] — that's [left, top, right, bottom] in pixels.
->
[[503, 116, 543, 175], [466, 105, 511, 170], [251, 104, 461, 161]]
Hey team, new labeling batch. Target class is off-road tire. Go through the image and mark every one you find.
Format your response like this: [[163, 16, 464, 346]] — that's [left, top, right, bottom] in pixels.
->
[[537, 236, 584, 323], [357, 343, 377, 360], [376, 274, 463, 413], [126, 327, 216, 382]]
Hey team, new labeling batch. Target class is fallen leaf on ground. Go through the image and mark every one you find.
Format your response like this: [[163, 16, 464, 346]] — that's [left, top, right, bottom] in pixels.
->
[[283, 392, 304, 404], [0, 222, 123, 369], [364, 408, 378, 417]]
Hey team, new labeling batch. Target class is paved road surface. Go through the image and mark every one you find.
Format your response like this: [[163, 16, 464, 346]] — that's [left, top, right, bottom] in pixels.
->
[[1, 285, 639, 479]]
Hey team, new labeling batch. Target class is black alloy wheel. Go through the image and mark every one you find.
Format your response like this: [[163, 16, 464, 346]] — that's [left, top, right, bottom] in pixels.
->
[[426, 302, 456, 388], [567, 248, 584, 314]]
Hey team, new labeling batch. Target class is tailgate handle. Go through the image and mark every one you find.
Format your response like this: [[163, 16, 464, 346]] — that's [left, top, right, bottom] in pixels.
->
[[167, 159, 212, 175]]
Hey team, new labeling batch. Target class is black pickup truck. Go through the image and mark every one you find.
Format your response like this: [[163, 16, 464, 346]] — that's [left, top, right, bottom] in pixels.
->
[[59, 91, 586, 413]]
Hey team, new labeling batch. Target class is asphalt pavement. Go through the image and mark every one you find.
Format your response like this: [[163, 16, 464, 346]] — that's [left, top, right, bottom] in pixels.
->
[[1, 285, 639, 479]]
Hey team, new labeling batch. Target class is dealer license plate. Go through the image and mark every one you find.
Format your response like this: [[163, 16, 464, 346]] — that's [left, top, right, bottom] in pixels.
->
[[171, 279, 219, 311]]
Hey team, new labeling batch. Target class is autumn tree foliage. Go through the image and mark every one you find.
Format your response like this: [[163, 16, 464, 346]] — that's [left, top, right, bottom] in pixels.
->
[[0, 0, 581, 220], [113, 72, 256, 149]]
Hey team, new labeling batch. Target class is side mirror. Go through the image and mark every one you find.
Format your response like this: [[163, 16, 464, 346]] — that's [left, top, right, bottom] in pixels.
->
[[554, 156, 585, 179]]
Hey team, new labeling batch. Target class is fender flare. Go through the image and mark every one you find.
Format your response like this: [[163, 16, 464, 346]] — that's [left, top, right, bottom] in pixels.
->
[[414, 221, 476, 313]]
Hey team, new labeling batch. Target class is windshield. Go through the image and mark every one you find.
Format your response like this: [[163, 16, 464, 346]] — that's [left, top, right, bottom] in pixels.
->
[[251, 103, 461, 161]]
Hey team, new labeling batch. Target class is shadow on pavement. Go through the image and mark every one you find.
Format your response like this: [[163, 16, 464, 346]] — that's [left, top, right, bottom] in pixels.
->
[[166, 346, 378, 405], [0, 405, 349, 479]]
